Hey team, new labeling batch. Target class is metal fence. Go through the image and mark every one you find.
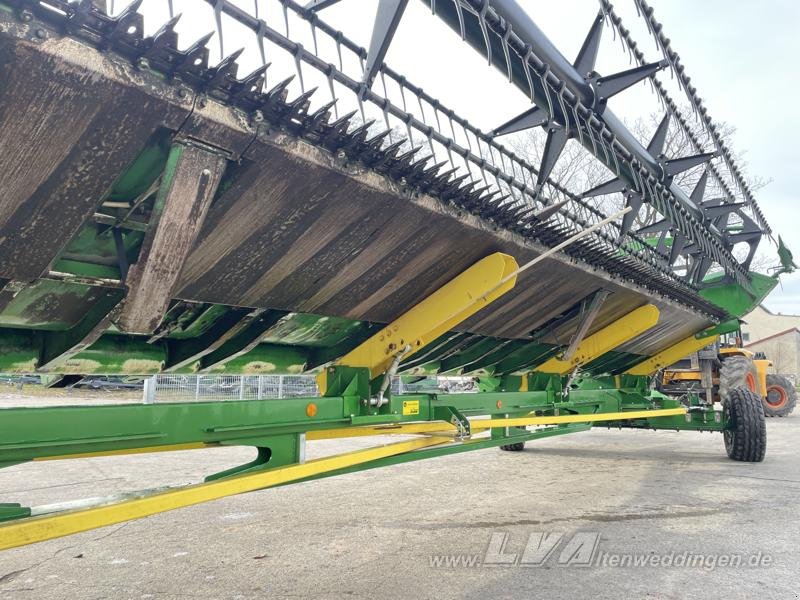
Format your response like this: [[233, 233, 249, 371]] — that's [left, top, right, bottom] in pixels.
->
[[143, 374, 477, 403], [144, 374, 319, 403]]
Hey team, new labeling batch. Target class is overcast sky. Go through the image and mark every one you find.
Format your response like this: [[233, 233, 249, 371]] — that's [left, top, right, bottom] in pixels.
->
[[145, 0, 800, 314], [627, 0, 800, 314]]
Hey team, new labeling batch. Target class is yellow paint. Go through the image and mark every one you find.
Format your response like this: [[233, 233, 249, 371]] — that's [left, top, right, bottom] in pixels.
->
[[119, 359, 163, 374], [0, 437, 449, 551], [307, 422, 456, 440], [326, 253, 518, 382], [754, 359, 770, 397], [536, 304, 661, 375], [402, 400, 420, 415], [307, 407, 687, 439], [664, 371, 703, 382], [625, 331, 719, 376], [10, 359, 38, 372], [469, 407, 686, 431], [718, 347, 754, 359], [60, 359, 103, 373]]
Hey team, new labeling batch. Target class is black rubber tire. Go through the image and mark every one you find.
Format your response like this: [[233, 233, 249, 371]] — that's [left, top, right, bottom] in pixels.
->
[[763, 374, 797, 417], [499, 442, 525, 452], [724, 387, 767, 462], [719, 356, 758, 404]]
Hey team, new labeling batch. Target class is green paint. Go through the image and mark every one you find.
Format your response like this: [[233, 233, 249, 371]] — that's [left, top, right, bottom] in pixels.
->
[[167, 304, 232, 340], [260, 313, 371, 348], [695, 319, 740, 339], [204, 343, 308, 375], [0, 330, 39, 372], [290, 424, 592, 484], [106, 130, 171, 203], [59, 335, 165, 374], [0, 503, 31, 523], [48, 131, 172, 283], [700, 271, 778, 317], [583, 350, 645, 375], [777, 236, 796, 275], [0, 280, 115, 331]]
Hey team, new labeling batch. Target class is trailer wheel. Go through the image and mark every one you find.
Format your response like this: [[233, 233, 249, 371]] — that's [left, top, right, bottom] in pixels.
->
[[724, 387, 766, 462], [763, 374, 797, 417], [499, 442, 525, 452], [719, 356, 758, 403]]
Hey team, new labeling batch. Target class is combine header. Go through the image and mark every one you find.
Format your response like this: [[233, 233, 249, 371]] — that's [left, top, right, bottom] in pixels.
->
[[0, 0, 791, 548]]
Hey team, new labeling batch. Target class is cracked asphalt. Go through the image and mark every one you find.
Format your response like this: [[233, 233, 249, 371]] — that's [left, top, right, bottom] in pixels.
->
[[1, 399, 798, 600]]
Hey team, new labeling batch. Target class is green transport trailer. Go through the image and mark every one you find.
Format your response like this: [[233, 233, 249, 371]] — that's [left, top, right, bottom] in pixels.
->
[[0, 0, 792, 548]]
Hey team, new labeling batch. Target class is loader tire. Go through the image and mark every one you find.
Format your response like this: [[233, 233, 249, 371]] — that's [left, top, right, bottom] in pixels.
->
[[719, 356, 758, 404], [763, 374, 797, 417], [499, 442, 525, 452], [724, 387, 766, 462]]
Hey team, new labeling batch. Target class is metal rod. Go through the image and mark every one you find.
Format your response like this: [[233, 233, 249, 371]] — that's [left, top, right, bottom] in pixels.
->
[[495, 206, 632, 288]]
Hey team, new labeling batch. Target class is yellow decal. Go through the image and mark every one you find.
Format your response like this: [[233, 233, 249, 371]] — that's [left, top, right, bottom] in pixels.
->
[[402, 400, 420, 416]]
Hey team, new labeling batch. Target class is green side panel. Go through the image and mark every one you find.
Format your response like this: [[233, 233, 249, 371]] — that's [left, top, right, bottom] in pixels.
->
[[0, 280, 119, 331], [167, 304, 233, 340], [194, 343, 309, 375], [401, 361, 441, 376], [700, 272, 778, 318], [494, 342, 558, 375], [0, 330, 39, 372], [56, 335, 165, 374], [51, 226, 145, 280], [258, 313, 370, 348], [439, 338, 504, 374], [584, 351, 646, 376], [105, 130, 171, 203], [50, 258, 119, 280]]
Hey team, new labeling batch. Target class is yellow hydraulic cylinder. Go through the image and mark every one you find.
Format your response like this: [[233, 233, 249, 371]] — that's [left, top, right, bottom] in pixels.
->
[[535, 304, 661, 375], [624, 331, 720, 376], [319, 252, 518, 392]]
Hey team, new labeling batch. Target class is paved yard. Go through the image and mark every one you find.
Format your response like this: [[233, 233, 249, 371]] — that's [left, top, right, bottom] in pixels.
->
[[1, 395, 798, 600]]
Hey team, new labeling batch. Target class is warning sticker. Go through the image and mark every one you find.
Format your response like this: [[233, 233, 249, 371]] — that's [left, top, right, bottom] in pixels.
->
[[402, 400, 420, 416]]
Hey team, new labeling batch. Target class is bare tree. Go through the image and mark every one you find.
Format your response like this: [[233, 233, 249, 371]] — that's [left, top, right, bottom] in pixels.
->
[[502, 106, 775, 273]]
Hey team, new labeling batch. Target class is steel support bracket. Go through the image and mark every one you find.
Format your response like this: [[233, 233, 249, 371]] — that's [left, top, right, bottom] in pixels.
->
[[432, 405, 471, 439]]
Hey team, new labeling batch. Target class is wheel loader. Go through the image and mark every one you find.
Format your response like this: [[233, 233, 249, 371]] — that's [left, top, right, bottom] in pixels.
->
[[660, 335, 797, 417]]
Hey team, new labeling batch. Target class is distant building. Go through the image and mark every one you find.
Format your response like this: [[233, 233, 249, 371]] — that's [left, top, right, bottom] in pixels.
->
[[741, 305, 800, 378]]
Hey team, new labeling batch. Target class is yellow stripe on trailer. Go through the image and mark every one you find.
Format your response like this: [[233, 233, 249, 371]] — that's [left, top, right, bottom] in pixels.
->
[[307, 422, 457, 440], [310, 408, 687, 438], [470, 407, 686, 431], [0, 436, 449, 551]]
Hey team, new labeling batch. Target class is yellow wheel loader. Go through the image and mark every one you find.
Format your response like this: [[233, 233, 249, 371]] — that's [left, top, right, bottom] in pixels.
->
[[660, 339, 797, 418]]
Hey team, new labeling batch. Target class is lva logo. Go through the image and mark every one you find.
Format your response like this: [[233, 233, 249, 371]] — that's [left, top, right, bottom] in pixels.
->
[[483, 531, 600, 567], [427, 531, 774, 570]]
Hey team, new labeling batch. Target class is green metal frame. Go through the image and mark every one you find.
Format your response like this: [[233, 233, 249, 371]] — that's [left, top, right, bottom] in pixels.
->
[[0, 130, 774, 532], [0, 364, 726, 523]]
